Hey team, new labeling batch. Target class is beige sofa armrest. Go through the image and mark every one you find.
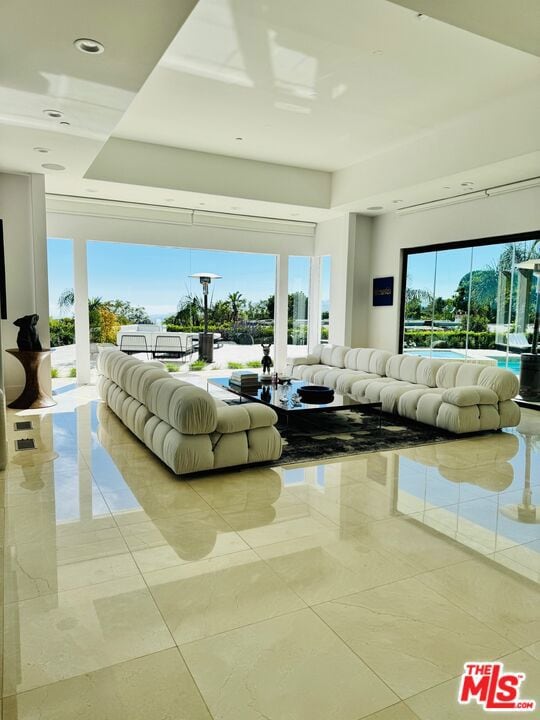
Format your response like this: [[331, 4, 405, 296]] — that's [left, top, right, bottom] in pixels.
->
[[216, 404, 278, 434], [286, 354, 320, 367], [441, 385, 499, 407]]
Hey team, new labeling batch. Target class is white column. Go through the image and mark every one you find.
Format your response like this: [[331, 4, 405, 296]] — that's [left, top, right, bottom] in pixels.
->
[[308, 255, 321, 348], [73, 239, 91, 384], [274, 253, 289, 372]]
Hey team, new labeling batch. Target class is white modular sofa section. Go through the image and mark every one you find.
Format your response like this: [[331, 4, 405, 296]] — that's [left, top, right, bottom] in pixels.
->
[[285, 345, 521, 434], [349, 354, 520, 434], [286, 344, 392, 394], [98, 350, 282, 474]]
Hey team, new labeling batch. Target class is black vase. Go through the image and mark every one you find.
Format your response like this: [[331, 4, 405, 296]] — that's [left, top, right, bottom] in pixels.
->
[[519, 353, 540, 401]]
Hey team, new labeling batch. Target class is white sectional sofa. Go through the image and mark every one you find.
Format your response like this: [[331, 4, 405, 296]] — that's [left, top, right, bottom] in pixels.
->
[[286, 345, 520, 434], [97, 349, 282, 474]]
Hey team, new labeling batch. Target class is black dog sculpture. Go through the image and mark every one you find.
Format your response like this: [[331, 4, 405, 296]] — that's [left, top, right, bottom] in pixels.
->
[[14, 314, 42, 351], [261, 343, 273, 374]]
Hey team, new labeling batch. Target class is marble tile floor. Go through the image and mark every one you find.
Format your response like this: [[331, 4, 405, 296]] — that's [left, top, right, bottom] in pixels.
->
[[1, 385, 539, 719]]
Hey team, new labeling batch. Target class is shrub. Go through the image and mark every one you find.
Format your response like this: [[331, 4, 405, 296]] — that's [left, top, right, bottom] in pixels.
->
[[403, 329, 496, 350], [227, 361, 245, 369], [165, 363, 179, 372], [49, 317, 75, 347], [51, 367, 59, 378], [69, 367, 77, 378], [190, 359, 207, 371], [246, 360, 261, 368]]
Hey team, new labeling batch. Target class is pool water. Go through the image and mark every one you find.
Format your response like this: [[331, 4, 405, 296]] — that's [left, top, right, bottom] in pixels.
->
[[406, 350, 465, 359], [406, 350, 522, 375]]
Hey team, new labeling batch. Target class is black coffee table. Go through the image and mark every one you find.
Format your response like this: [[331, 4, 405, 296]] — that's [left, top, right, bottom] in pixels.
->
[[207, 377, 382, 428]]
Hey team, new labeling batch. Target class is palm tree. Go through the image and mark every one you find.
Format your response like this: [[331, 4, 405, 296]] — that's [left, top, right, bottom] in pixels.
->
[[227, 291, 246, 323]]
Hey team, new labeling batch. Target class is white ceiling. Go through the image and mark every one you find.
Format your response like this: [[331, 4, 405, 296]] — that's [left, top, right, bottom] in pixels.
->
[[0, 0, 197, 175], [113, 0, 540, 172], [1, 0, 539, 221]]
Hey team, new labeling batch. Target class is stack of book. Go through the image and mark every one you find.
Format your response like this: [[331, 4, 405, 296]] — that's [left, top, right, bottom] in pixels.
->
[[230, 370, 259, 392]]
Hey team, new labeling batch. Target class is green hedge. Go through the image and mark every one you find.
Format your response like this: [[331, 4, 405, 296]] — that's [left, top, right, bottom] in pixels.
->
[[49, 318, 75, 347], [404, 330, 496, 349]]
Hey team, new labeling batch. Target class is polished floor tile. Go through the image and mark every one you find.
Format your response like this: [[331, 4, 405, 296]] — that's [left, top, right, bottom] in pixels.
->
[[364, 704, 421, 720], [3, 576, 174, 695], [417, 557, 540, 647], [256, 528, 418, 604], [2, 648, 212, 720], [145, 549, 305, 644], [2, 388, 539, 718], [120, 509, 249, 564], [181, 609, 398, 720], [314, 577, 516, 698]]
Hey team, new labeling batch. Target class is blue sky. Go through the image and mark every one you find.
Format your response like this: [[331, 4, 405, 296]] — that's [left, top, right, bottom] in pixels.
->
[[47, 240, 331, 319], [406, 243, 508, 297]]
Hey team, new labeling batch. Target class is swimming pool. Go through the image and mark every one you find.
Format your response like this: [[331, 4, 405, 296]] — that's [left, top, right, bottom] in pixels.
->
[[489, 356, 522, 375], [405, 350, 466, 359]]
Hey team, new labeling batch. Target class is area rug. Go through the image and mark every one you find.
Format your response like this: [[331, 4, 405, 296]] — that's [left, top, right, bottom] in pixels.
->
[[276, 409, 454, 465]]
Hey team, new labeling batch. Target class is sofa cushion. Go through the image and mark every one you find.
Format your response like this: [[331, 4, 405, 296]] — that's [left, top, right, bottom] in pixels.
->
[[146, 378, 218, 435], [416, 359, 447, 388], [386, 354, 423, 383], [478, 367, 519, 401], [320, 344, 349, 368], [441, 386, 499, 407], [369, 350, 392, 376]]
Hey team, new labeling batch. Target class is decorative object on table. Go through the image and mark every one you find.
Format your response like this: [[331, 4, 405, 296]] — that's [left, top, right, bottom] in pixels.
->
[[260, 385, 271, 403], [230, 369, 259, 392], [297, 384, 335, 404], [14, 314, 42, 351], [189, 272, 221, 363], [519, 261, 540, 402], [372, 276, 394, 306], [6, 348, 56, 409], [261, 343, 273, 374]]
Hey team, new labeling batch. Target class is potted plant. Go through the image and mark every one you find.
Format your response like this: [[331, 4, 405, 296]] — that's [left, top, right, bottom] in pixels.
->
[[519, 262, 540, 401]]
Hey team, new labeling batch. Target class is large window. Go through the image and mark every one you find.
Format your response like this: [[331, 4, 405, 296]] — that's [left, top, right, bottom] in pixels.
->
[[319, 256, 331, 343], [401, 233, 540, 384], [288, 256, 310, 351]]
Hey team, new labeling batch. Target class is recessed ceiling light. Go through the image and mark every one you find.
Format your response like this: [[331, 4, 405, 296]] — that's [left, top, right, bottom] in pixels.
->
[[43, 109, 63, 119], [235, 137, 243, 141], [461, 181, 474, 187], [86, 188, 97, 193], [60, 121, 71, 126], [164, 198, 174, 202], [443, 186, 451, 190], [371, 50, 383, 55], [231, 206, 240, 210], [74, 38, 104, 54], [33, 147, 50, 153], [392, 199, 403, 204], [291, 213, 300, 217], [367, 206, 383, 211], [416, 12, 428, 20], [41, 163, 65, 171], [199, 202, 206, 206]]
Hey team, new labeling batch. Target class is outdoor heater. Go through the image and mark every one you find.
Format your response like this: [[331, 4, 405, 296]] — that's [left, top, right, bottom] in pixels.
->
[[189, 272, 222, 362]]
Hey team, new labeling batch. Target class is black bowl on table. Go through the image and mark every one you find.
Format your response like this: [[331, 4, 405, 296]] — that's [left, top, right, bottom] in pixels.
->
[[297, 385, 334, 404]]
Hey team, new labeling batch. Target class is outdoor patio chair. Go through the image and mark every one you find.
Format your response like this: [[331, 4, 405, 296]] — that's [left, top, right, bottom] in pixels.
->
[[153, 334, 183, 359], [507, 333, 532, 353], [119, 334, 150, 358]]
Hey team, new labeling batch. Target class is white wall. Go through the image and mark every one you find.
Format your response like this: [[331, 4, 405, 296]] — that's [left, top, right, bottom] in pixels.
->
[[0, 172, 50, 401], [315, 213, 373, 348], [368, 186, 540, 352]]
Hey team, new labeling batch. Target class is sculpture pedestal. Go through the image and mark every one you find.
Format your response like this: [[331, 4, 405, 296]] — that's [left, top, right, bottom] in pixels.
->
[[6, 349, 56, 409]]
